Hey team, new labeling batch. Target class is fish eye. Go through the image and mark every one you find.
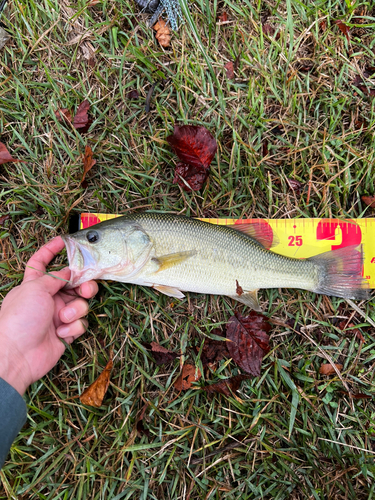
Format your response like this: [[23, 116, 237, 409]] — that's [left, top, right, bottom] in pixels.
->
[[86, 230, 100, 244]]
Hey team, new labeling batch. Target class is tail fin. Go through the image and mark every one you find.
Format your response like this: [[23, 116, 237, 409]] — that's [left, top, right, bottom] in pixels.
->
[[309, 245, 370, 300]]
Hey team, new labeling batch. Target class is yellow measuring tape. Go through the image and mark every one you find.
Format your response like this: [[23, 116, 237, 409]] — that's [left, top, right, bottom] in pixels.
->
[[79, 214, 375, 289]]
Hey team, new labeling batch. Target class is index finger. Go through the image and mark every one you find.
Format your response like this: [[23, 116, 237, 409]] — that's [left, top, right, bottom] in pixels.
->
[[23, 236, 66, 283]]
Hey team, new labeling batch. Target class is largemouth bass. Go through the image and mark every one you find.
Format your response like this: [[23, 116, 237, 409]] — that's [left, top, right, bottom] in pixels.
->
[[62, 213, 369, 310]]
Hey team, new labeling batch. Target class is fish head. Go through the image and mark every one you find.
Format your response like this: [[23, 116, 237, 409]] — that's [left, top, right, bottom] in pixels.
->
[[62, 221, 152, 288]]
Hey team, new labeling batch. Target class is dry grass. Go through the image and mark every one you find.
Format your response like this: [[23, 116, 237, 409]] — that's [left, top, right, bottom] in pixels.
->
[[1, 0, 375, 498]]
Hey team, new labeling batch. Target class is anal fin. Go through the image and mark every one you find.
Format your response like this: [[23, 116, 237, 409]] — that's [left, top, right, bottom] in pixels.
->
[[229, 289, 262, 311], [153, 284, 185, 299]]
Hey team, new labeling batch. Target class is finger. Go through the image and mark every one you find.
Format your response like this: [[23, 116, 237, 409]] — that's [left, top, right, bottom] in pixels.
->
[[23, 237, 66, 282], [57, 319, 88, 344], [59, 298, 89, 324], [37, 267, 72, 296], [77, 281, 99, 299]]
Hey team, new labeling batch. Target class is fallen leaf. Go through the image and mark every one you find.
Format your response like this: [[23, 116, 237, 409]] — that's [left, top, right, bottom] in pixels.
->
[[287, 178, 302, 195], [73, 100, 92, 133], [203, 374, 251, 397], [81, 145, 96, 185], [0, 214, 10, 225], [226, 311, 271, 376], [224, 61, 234, 79], [361, 195, 375, 208], [218, 12, 228, 22], [55, 108, 72, 124], [173, 161, 209, 191], [319, 363, 343, 376], [0, 143, 25, 165], [196, 329, 229, 366], [338, 320, 365, 342], [236, 280, 244, 296], [319, 19, 327, 32], [262, 140, 269, 157], [127, 90, 139, 100], [174, 364, 201, 391], [167, 124, 217, 170], [263, 23, 275, 36], [335, 20, 350, 41], [144, 341, 178, 365], [80, 358, 113, 407], [153, 18, 171, 48], [136, 402, 150, 437]]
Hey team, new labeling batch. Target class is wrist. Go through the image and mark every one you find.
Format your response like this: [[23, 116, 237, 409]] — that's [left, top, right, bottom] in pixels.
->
[[0, 341, 30, 396]]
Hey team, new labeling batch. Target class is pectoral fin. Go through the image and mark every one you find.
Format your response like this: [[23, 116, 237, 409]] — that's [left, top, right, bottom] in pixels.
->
[[152, 250, 196, 273], [153, 284, 185, 299], [229, 289, 261, 311]]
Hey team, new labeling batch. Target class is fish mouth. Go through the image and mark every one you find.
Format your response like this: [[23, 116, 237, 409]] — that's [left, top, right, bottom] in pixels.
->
[[62, 235, 99, 288]]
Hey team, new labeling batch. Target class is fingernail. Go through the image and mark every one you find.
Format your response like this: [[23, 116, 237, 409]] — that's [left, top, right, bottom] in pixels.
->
[[63, 307, 76, 321], [58, 325, 70, 337]]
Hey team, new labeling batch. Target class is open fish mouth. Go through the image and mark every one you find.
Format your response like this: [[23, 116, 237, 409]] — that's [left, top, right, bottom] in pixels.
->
[[62, 235, 99, 288]]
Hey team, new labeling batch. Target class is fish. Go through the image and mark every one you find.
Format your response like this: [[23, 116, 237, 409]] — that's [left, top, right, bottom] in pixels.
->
[[62, 212, 370, 310]]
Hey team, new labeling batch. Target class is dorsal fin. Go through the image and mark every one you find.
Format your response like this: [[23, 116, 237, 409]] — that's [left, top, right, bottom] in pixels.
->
[[227, 221, 279, 249]]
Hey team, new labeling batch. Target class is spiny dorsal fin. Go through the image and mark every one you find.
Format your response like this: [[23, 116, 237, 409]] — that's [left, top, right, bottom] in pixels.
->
[[228, 221, 279, 249], [152, 250, 196, 273]]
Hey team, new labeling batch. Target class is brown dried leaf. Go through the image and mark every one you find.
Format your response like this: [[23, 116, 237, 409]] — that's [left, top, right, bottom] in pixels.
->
[[174, 364, 201, 391], [144, 341, 178, 365], [0, 214, 10, 225], [362, 195, 375, 208], [196, 329, 229, 366], [236, 280, 244, 296], [153, 18, 171, 48], [55, 108, 72, 124], [80, 358, 113, 407], [203, 374, 251, 397], [287, 178, 302, 195], [319, 363, 343, 376], [224, 61, 234, 79], [73, 100, 92, 132], [0, 143, 25, 165], [226, 311, 271, 376], [127, 89, 139, 100], [263, 23, 275, 36], [137, 402, 150, 437], [81, 145, 96, 185]]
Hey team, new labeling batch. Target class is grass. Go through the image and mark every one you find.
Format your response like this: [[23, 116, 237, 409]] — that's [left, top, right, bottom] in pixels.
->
[[1, 0, 375, 498]]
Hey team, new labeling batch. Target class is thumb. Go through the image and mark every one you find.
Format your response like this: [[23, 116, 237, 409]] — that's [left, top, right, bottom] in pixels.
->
[[38, 268, 71, 296]]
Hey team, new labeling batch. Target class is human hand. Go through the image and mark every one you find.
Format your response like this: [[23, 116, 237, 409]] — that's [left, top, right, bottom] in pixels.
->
[[0, 237, 99, 395]]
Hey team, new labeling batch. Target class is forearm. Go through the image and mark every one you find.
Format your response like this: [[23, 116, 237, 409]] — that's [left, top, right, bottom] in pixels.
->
[[0, 377, 27, 469]]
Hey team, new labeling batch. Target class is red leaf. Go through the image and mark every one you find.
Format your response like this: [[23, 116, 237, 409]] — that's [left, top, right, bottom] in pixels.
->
[[263, 23, 275, 36], [203, 374, 251, 397], [0, 143, 24, 165], [362, 195, 375, 208], [167, 125, 217, 170], [127, 90, 139, 100], [73, 100, 92, 132], [0, 214, 10, 225], [335, 20, 350, 41], [226, 311, 271, 376], [173, 161, 209, 191], [81, 145, 96, 185], [55, 108, 72, 124], [174, 364, 201, 391], [218, 12, 228, 22], [224, 61, 234, 79], [287, 178, 302, 195], [144, 341, 178, 365], [195, 329, 229, 366]]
